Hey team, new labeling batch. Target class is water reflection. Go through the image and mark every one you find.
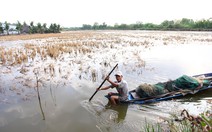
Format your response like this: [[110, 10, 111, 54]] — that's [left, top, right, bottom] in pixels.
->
[[81, 99, 129, 131], [34, 68, 45, 120], [49, 81, 57, 107], [105, 101, 128, 123]]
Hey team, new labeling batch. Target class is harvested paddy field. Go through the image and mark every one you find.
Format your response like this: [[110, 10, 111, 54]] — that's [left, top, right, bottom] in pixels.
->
[[0, 30, 212, 132]]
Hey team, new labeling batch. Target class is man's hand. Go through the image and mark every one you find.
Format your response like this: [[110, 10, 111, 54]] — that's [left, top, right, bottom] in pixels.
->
[[96, 88, 102, 91], [108, 92, 113, 95], [105, 76, 110, 81]]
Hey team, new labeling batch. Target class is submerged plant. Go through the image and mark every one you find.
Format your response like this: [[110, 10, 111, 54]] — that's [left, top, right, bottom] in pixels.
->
[[143, 118, 164, 132], [0, 50, 6, 65], [91, 69, 97, 82], [49, 64, 55, 77]]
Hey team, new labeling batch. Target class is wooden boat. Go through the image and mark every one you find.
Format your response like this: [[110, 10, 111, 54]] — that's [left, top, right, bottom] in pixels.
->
[[125, 73, 212, 104]]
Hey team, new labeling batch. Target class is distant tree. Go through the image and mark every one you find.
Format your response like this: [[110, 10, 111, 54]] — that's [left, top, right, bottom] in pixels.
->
[[203, 19, 212, 28], [0, 22, 3, 34], [37, 22, 43, 33], [30, 21, 34, 33], [29, 21, 38, 33], [118, 24, 128, 29], [143, 23, 158, 29], [99, 22, 107, 29], [43, 23, 48, 33], [133, 21, 143, 29], [179, 18, 194, 29], [53, 23, 57, 33], [114, 23, 119, 29], [194, 19, 212, 29], [160, 20, 175, 29], [56, 24, 61, 33], [4, 21, 10, 35], [194, 20, 204, 29], [207, 19, 212, 28], [82, 24, 92, 30], [49, 23, 59, 33], [93, 22, 99, 30], [16, 21, 22, 34], [49, 24, 54, 33]]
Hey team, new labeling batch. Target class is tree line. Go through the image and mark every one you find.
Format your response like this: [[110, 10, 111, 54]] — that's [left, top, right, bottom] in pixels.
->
[[1, 18, 212, 33], [0, 21, 61, 35], [74, 18, 212, 31]]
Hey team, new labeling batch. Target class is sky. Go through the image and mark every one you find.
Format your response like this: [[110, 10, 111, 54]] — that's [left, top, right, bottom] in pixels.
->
[[1, 0, 211, 27]]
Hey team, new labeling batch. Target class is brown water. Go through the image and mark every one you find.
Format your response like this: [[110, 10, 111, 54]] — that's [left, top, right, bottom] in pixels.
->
[[0, 31, 212, 132]]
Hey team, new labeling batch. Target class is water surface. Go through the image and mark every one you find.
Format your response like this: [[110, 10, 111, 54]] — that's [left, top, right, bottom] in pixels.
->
[[0, 31, 212, 132]]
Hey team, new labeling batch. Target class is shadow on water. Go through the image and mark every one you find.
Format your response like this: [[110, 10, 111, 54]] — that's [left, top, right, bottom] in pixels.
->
[[104, 101, 128, 123], [81, 99, 131, 132]]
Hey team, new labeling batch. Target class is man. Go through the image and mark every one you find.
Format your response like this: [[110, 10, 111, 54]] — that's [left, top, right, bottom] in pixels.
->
[[98, 71, 128, 105]]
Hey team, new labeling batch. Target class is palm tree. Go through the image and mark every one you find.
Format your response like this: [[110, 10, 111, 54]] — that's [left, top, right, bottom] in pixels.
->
[[53, 23, 57, 33], [49, 23, 60, 33], [30, 21, 34, 33], [16, 21, 22, 34], [49, 24, 53, 33], [42, 23, 48, 33], [30, 21, 39, 33], [37, 22, 42, 33], [0, 22, 3, 34], [56, 24, 61, 33]]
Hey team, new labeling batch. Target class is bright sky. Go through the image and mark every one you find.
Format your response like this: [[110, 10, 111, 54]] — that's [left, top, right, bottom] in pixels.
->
[[1, 0, 211, 27]]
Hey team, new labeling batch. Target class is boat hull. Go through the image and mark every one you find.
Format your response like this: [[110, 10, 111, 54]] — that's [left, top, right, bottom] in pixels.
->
[[126, 73, 212, 104], [127, 86, 212, 104]]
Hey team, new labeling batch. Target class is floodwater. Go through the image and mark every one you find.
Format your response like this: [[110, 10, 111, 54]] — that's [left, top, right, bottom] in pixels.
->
[[0, 31, 212, 132]]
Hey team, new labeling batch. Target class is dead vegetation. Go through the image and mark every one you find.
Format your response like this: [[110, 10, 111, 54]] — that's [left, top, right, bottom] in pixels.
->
[[0, 31, 212, 100], [173, 109, 212, 132], [1, 31, 210, 67], [1, 32, 148, 66]]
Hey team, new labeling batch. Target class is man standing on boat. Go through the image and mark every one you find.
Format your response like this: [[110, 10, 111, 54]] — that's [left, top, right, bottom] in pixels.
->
[[98, 71, 128, 105]]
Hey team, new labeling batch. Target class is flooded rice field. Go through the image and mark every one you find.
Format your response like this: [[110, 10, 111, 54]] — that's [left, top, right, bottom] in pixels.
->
[[0, 30, 212, 132]]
